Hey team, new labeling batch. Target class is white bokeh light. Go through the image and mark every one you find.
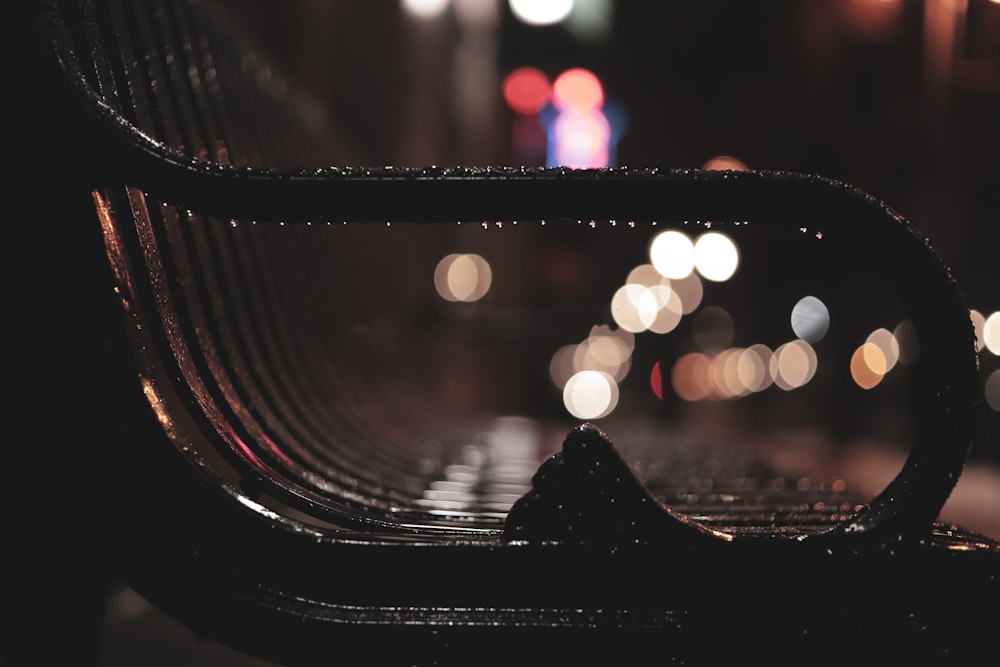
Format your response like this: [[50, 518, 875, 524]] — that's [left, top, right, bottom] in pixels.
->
[[573, 325, 634, 382], [646, 284, 684, 334], [434, 253, 492, 302], [401, 0, 450, 19], [984, 311, 1000, 355], [649, 230, 695, 280], [693, 231, 740, 282], [626, 263, 668, 289], [510, 0, 573, 25], [866, 328, 899, 372], [563, 369, 618, 419], [611, 283, 658, 333]]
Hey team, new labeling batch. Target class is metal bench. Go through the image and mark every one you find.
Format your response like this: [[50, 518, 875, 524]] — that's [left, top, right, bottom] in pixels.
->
[[8, 0, 998, 664]]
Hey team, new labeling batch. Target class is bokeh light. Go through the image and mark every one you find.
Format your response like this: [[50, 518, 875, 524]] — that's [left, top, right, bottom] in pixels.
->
[[401, 0, 450, 20], [626, 263, 668, 290], [710, 348, 749, 398], [551, 67, 604, 111], [985, 369, 1000, 412], [667, 344, 787, 402], [647, 285, 684, 334], [616, 264, 685, 335], [510, 0, 574, 26], [624, 264, 699, 319], [739, 344, 774, 393], [552, 108, 611, 167], [693, 231, 740, 282], [434, 253, 492, 302], [790, 296, 830, 343], [503, 67, 551, 115], [671, 352, 714, 402], [546, 68, 611, 168], [573, 324, 634, 381], [611, 283, 658, 333], [649, 229, 695, 279], [550, 324, 636, 393], [865, 327, 899, 372], [563, 0, 612, 42], [611, 284, 657, 333], [563, 369, 618, 419], [771, 339, 818, 390], [701, 155, 749, 171], [650, 360, 664, 400], [851, 342, 887, 390], [983, 311, 1000, 355]]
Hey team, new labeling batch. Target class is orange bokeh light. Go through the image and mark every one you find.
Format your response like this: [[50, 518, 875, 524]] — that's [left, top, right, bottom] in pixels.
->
[[552, 67, 604, 112]]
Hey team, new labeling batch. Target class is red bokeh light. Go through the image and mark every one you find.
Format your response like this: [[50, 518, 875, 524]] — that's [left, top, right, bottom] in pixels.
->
[[502, 67, 552, 115]]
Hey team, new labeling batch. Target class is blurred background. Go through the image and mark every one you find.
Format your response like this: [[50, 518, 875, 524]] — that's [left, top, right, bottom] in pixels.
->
[[221, 0, 1000, 434], [96, 0, 998, 664], [222, 0, 999, 479], [230, 0, 999, 424]]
